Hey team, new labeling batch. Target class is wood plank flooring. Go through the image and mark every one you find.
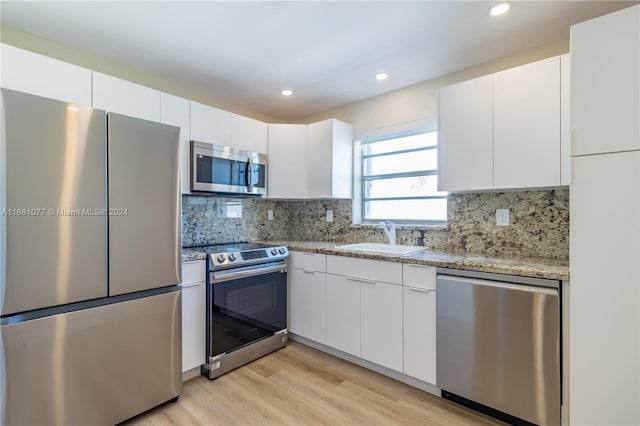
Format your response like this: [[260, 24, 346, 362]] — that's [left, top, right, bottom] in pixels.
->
[[124, 341, 503, 425]]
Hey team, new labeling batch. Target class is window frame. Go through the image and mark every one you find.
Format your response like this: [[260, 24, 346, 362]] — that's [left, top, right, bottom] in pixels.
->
[[356, 119, 446, 226]]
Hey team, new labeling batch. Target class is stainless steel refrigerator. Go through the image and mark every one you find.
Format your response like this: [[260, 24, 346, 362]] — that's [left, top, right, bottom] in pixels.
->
[[0, 88, 182, 425]]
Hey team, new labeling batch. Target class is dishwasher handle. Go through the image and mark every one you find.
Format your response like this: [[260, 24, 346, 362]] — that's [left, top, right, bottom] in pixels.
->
[[437, 274, 559, 295]]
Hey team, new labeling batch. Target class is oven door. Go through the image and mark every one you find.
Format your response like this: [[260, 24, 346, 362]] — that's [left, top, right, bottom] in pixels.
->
[[191, 141, 266, 195], [207, 262, 287, 358]]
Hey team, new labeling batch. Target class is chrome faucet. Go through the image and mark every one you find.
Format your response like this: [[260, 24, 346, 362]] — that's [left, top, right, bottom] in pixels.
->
[[378, 221, 396, 246]]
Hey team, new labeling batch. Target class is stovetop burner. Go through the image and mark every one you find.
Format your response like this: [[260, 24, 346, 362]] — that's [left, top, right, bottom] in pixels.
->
[[186, 242, 289, 270]]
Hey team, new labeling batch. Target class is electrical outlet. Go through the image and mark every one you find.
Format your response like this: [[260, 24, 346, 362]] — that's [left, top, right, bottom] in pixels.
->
[[496, 209, 510, 226], [267, 209, 274, 221], [326, 209, 334, 222]]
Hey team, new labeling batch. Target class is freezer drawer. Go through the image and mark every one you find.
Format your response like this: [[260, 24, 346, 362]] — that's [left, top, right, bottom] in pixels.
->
[[437, 272, 560, 425], [1, 290, 182, 426]]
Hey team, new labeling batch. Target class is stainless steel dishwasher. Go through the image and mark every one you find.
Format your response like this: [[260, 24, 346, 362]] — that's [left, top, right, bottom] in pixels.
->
[[436, 268, 561, 426]]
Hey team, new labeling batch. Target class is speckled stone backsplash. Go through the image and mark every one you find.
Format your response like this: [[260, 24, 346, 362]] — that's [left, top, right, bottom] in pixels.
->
[[182, 189, 569, 259]]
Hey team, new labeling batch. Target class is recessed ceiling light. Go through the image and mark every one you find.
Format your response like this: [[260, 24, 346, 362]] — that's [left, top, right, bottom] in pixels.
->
[[489, 2, 511, 16], [376, 73, 388, 81], [281, 89, 293, 96]]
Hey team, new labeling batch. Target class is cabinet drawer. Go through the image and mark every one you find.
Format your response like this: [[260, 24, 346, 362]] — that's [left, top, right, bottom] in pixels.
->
[[402, 263, 436, 290], [182, 260, 206, 285], [326, 255, 402, 285], [289, 251, 326, 272]]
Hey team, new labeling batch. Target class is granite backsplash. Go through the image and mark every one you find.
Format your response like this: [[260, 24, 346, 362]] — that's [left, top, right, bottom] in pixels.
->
[[182, 189, 569, 259]]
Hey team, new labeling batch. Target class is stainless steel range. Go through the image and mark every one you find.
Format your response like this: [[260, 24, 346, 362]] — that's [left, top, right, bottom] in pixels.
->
[[190, 242, 289, 379]]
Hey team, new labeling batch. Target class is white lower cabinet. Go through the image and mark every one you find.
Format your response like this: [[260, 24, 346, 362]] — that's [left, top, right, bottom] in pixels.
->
[[361, 280, 403, 372], [289, 268, 326, 344], [181, 260, 206, 373], [403, 286, 436, 384], [290, 253, 437, 382], [326, 274, 361, 357]]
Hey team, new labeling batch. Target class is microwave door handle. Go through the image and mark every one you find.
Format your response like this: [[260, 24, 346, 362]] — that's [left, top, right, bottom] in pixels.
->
[[247, 157, 255, 193]]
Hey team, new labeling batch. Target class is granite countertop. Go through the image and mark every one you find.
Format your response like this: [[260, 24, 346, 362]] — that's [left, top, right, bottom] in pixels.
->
[[263, 240, 569, 281], [181, 240, 569, 281]]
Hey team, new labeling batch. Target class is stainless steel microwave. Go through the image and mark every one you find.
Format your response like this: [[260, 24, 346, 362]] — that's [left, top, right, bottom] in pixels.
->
[[191, 141, 267, 196]]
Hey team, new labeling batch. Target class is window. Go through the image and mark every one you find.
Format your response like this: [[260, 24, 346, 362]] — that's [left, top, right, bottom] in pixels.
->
[[360, 130, 447, 224]]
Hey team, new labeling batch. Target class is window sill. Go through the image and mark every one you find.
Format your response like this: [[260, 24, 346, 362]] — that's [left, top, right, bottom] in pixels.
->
[[351, 222, 447, 231]]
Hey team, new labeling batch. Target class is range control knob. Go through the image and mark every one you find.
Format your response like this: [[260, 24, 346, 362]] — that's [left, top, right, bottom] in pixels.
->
[[271, 248, 278, 255], [278, 248, 286, 254], [228, 253, 237, 262], [217, 254, 226, 263]]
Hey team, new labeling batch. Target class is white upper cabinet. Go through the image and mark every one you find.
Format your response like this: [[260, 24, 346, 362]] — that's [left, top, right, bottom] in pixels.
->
[[267, 119, 353, 199], [230, 113, 268, 153], [493, 56, 560, 189], [92, 73, 160, 121], [560, 54, 571, 185], [571, 5, 640, 156], [439, 55, 568, 192], [1, 44, 92, 106], [190, 101, 230, 146], [308, 119, 353, 199], [267, 124, 309, 198], [160, 93, 191, 194], [438, 75, 494, 192]]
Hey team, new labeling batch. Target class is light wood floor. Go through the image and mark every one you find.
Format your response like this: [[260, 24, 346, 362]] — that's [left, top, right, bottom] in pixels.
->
[[124, 341, 503, 425]]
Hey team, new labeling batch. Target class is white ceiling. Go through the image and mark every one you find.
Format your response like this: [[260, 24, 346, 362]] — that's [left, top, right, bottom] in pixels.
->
[[1, 1, 636, 121]]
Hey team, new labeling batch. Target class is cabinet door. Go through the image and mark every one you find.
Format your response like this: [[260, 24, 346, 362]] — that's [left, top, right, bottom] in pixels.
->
[[230, 113, 267, 153], [93, 73, 160, 121], [308, 119, 353, 199], [560, 54, 571, 185], [181, 261, 205, 373], [1, 44, 92, 106], [571, 5, 639, 155], [289, 268, 326, 344], [493, 56, 560, 189], [267, 124, 309, 198], [326, 255, 402, 285], [190, 101, 230, 146], [570, 151, 639, 425], [403, 287, 436, 384], [438, 75, 493, 191], [361, 281, 403, 372], [181, 281, 206, 372], [326, 274, 360, 356], [161, 93, 191, 194], [289, 251, 326, 272]]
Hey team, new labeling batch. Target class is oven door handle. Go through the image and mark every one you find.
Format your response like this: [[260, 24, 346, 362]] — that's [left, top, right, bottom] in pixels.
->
[[212, 263, 287, 283]]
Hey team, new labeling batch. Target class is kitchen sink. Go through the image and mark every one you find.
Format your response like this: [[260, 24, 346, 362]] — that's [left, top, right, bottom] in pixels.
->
[[334, 243, 426, 255]]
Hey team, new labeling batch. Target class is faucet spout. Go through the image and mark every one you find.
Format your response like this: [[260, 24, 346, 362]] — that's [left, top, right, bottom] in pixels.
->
[[378, 220, 397, 246]]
